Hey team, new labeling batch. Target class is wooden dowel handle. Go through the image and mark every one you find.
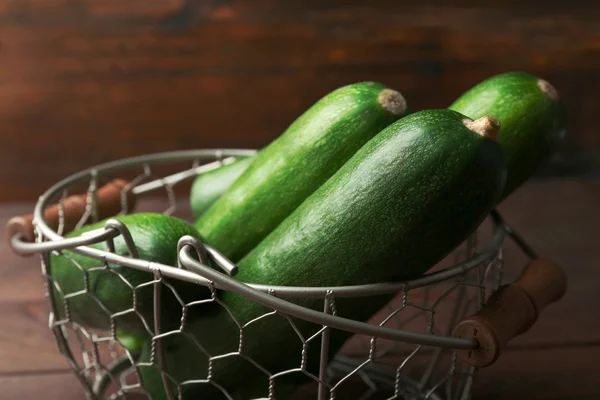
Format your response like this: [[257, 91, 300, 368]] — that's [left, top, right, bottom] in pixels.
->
[[453, 258, 567, 367], [5, 179, 136, 255]]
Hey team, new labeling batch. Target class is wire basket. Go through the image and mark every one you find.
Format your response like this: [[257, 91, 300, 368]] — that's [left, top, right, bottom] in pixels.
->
[[6, 149, 567, 400]]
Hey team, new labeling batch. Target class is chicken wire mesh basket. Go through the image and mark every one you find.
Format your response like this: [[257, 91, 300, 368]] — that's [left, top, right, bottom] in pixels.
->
[[6, 149, 566, 400]]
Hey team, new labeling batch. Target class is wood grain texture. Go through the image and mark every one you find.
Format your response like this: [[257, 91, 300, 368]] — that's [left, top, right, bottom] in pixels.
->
[[0, 373, 84, 400], [1, 0, 599, 200], [3, 345, 600, 400], [0, 300, 66, 373], [472, 347, 600, 400]]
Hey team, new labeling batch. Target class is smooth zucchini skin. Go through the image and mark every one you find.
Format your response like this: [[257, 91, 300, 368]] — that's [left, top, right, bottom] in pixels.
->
[[449, 71, 566, 200], [140, 109, 505, 400], [190, 155, 256, 220], [50, 213, 213, 333], [195, 82, 409, 262]]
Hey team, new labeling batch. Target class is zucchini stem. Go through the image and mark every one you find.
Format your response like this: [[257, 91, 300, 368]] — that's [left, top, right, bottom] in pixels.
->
[[463, 116, 501, 141], [378, 89, 407, 116]]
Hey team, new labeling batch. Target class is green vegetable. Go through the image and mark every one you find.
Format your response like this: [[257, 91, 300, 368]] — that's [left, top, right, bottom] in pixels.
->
[[116, 330, 149, 353], [195, 82, 409, 262], [50, 213, 214, 333], [140, 110, 506, 399], [190, 155, 256, 219], [449, 71, 566, 200]]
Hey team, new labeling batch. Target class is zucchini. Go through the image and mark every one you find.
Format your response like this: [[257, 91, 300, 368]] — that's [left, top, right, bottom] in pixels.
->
[[449, 71, 566, 200], [50, 213, 213, 333], [140, 110, 505, 399], [190, 155, 256, 219], [116, 330, 149, 353], [195, 82, 409, 262]]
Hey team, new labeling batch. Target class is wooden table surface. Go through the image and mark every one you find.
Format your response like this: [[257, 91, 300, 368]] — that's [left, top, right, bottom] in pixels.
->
[[0, 178, 598, 399]]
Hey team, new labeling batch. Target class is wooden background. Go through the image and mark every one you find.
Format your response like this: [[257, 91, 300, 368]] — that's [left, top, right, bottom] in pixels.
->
[[2, 0, 600, 201]]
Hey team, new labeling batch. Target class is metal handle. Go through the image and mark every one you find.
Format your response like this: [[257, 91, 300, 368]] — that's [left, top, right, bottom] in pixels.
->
[[453, 258, 567, 367], [5, 179, 136, 256]]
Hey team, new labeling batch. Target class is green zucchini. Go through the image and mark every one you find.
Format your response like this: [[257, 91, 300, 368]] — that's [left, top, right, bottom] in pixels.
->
[[140, 110, 505, 399], [50, 213, 214, 333], [449, 71, 566, 200], [116, 330, 149, 353], [190, 155, 256, 219], [195, 82, 409, 262]]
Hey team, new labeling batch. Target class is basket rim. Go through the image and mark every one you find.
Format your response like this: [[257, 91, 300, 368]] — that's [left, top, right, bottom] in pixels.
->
[[16, 149, 513, 349], [26, 149, 507, 297]]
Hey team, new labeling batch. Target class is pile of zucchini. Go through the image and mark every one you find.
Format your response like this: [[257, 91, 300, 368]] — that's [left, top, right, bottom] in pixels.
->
[[49, 72, 567, 399], [156, 72, 564, 399]]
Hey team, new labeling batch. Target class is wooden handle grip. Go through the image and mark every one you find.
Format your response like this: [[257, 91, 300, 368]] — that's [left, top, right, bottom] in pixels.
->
[[453, 258, 567, 367], [5, 179, 136, 255]]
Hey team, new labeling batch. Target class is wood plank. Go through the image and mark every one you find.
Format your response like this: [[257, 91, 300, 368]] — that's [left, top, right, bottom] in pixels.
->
[[0, 371, 145, 399], [2, 346, 600, 399], [472, 347, 600, 400], [2, 0, 600, 22], [0, 300, 68, 373], [0, 298, 135, 376], [1, 1, 598, 200], [0, 372, 85, 400]]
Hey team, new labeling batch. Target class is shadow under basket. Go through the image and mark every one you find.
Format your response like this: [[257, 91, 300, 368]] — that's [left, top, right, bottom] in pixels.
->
[[5, 149, 567, 400]]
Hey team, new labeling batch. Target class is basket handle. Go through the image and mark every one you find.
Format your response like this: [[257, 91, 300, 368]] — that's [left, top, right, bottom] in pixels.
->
[[452, 258, 567, 367], [5, 179, 136, 256]]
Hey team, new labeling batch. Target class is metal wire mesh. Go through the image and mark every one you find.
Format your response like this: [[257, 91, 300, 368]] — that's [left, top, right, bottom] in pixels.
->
[[24, 150, 508, 400]]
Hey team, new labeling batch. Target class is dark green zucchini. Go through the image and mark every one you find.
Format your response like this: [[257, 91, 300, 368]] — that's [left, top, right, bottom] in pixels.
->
[[195, 82, 409, 262], [140, 110, 506, 399], [449, 71, 566, 200], [50, 213, 212, 333], [190, 155, 256, 219]]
